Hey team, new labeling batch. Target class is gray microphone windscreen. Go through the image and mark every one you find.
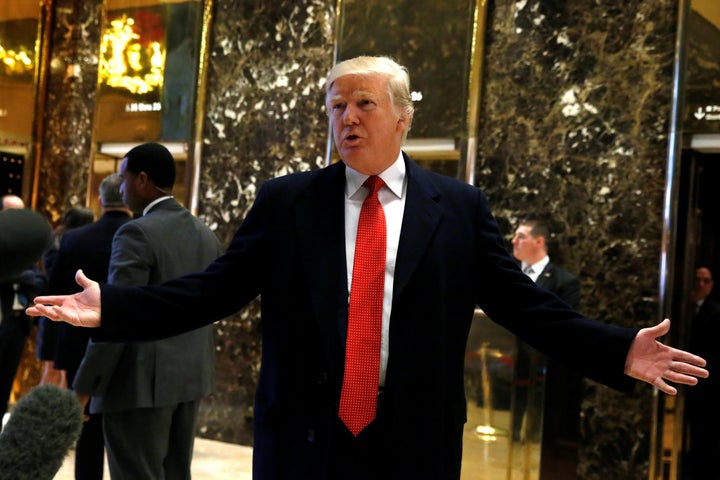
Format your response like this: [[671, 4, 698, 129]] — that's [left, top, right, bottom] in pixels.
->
[[0, 208, 52, 282], [0, 385, 83, 480]]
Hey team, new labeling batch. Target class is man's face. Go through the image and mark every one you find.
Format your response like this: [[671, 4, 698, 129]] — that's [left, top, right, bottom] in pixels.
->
[[692, 267, 714, 302], [118, 158, 143, 213], [511, 224, 544, 263], [327, 73, 408, 175]]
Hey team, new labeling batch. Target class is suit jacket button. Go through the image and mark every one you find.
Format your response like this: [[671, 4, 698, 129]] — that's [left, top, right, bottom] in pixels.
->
[[316, 373, 327, 384], [307, 429, 315, 443]]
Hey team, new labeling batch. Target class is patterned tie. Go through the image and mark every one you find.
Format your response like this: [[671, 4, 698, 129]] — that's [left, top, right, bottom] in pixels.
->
[[339, 175, 386, 436]]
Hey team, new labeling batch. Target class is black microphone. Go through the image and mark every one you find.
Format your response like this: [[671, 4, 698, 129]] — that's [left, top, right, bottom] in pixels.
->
[[0, 208, 52, 282], [0, 384, 83, 480]]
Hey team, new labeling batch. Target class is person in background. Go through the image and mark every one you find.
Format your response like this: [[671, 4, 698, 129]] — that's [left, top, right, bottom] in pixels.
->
[[0, 196, 46, 418], [686, 265, 720, 480], [0, 196, 51, 283], [511, 217, 583, 476], [72, 144, 222, 480], [37, 205, 95, 388], [38, 174, 132, 480], [1, 194, 24, 210], [29, 56, 708, 480], [42, 206, 96, 284]]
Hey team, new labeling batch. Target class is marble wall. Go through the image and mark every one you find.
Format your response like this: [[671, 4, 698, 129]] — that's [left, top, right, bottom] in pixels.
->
[[193, 0, 335, 444], [36, 0, 101, 223], [477, 1, 677, 478], [28, 0, 681, 477]]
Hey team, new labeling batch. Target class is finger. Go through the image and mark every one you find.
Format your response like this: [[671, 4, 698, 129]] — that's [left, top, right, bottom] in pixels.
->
[[29, 295, 65, 306], [663, 370, 700, 386], [76, 269, 89, 287], [653, 378, 677, 396], [670, 361, 709, 378], [26, 304, 51, 317], [75, 269, 97, 289], [671, 350, 708, 367], [28, 304, 64, 321], [646, 318, 671, 338]]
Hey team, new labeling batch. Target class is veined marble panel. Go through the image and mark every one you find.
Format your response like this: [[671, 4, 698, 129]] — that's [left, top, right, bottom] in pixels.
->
[[477, 1, 677, 478], [194, 0, 335, 444]]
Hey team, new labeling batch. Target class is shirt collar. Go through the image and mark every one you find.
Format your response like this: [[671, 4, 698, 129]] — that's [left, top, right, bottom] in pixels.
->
[[345, 152, 405, 199], [523, 255, 550, 274], [142, 196, 173, 216]]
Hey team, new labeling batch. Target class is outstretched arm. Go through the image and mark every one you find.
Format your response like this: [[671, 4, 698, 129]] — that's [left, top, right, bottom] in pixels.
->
[[26, 270, 101, 328], [624, 318, 708, 395]]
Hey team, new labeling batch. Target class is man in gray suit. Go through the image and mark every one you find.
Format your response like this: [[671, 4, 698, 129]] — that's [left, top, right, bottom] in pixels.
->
[[73, 143, 222, 480]]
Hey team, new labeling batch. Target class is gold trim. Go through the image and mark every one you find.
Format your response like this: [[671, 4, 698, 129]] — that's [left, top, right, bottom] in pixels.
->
[[189, 0, 213, 216], [30, 0, 54, 210], [652, 0, 692, 478], [86, 0, 111, 209], [463, 0, 488, 185]]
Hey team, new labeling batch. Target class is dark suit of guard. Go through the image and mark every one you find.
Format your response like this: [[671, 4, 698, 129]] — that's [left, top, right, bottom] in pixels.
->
[[92, 156, 638, 480], [534, 262, 583, 477], [535, 263, 580, 310], [44, 209, 131, 478], [687, 297, 720, 480], [74, 198, 222, 479]]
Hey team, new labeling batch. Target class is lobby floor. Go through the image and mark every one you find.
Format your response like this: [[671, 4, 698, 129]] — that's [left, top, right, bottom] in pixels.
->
[[54, 405, 528, 480], [54, 437, 253, 480]]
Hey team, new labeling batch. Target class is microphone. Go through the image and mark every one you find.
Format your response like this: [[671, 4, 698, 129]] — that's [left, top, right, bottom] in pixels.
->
[[0, 384, 83, 480], [0, 208, 52, 282]]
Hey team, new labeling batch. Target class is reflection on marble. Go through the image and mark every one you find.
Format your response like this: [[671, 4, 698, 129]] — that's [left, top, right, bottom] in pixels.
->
[[36, 0, 101, 224], [338, 0, 471, 140], [683, 9, 720, 133], [194, 0, 335, 444], [477, 1, 676, 478]]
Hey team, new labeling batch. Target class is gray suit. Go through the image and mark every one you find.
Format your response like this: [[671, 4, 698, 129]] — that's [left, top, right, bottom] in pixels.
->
[[74, 198, 222, 479]]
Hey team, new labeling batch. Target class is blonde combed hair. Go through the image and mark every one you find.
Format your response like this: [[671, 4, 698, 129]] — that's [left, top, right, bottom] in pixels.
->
[[325, 56, 414, 139]]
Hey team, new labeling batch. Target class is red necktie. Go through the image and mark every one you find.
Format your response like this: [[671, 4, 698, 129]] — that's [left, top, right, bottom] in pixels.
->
[[339, 175, 386, 436]]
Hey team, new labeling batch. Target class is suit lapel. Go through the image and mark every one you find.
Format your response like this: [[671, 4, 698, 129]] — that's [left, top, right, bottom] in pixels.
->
[[292, 158, 444, 354], [535, 263, 554, 289], [393, 156, 443, 300], [294, 163, 348, 350]]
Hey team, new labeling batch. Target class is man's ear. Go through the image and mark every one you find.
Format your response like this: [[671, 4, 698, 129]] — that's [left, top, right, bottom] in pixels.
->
[[137, 171, 149, 187], [396, 115, 409, 131]]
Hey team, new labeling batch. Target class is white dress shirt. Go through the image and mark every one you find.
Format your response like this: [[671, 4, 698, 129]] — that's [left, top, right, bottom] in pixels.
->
[[142, 196, 173, 216], [345, 152, 407, 386], [521, 255, 550, 283]]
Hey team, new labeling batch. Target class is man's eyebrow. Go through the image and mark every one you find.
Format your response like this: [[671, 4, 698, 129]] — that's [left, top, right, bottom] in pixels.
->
[[353, 89, 379, 101]]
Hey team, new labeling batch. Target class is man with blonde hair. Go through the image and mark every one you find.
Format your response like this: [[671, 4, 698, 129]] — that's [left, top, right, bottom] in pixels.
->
[[30, 56, 708, 480]]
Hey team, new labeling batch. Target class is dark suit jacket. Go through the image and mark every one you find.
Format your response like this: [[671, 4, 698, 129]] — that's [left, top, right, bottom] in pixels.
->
[[95, 156, 638, 480], [40, 211, 132, 380], [688, 298, 720, 412], [536, 262, 580, 310], [74, 199, 222, 414]]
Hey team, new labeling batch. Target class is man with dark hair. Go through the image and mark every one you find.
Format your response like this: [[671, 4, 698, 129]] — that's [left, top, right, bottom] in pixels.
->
[[511, 218, 583, 476], [72, 144, 222, 480], [512, 218, 579, 308], [37, 173, 131, 480]]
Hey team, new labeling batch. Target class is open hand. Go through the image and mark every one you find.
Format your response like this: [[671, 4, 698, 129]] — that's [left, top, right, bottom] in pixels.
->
[[26, 269, 102, 328], [624, 319, 708, 395]]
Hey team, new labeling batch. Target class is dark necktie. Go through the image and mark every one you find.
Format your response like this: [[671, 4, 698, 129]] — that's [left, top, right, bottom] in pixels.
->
[[339, 175, 386, 436]]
